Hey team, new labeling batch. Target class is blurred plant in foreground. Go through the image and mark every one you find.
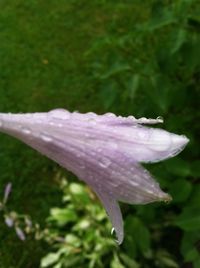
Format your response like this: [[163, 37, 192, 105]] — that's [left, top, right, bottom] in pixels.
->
[[1, 176, 183, 268]]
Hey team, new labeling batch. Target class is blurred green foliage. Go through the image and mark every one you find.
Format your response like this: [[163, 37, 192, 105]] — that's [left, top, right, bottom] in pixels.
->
[[0, 0, 200, 267]]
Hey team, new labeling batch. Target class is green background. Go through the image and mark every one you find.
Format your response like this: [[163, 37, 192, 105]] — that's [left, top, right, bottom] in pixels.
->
[[0, 0, 200, 267]]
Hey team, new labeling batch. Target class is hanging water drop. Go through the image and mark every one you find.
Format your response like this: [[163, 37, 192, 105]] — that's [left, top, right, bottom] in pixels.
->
[[111, 227, 115, 235], [111, 228, 120, 244]]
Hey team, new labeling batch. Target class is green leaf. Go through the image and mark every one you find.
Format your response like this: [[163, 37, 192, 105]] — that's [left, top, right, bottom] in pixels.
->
[[100, 61, 131, 79], [111, 254, 125, 268], [148, 74, 172, 112], [68, 183, 91, 204], [188, 185, 200, 206], [190, 160, 200, 177], [157, 250, 179, 268], [65, 234, 81, 247], [124, 216, 151, 254], [185, 248, 199, 262], [100, 80, 118, 109], [49, 207, 77, 226], [41, 252, 60, 268], [119, 253, 140, 268], [165, 158, 191, 177], [73, 218, 90, 230], [62, 255, 82, 268], [147, 2, 176, 31], [181, 231, 200, 261], [194, 258, 200, 268], [169, 179, 192, 203], [171, 29, 187, 54], [53, 263, 62, 268], [180, 39, 200, 72], [128, 74, 140, 100], [175, 205, 200, 231]]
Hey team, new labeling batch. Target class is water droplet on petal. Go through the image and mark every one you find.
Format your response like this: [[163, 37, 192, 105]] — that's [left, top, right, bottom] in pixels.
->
[[49, 109, 70, 120], [105, 113, 116, 117], [89, 119, 97, 125], [0, 120, 2, 127], [137, 129, 150, 139], [22, 127, 31, 135], [86, 112, 97, 118], [128, 115, 135, 120], [156, 116, 164, 122], [40, 133, 52, 142], [110, 142, 118, 149], [111, 228, 120, 244], [130, 181, 139, 187], [99, 157, 111, 168], [111, 227, 115, 235], [80, 164, 85, 169]]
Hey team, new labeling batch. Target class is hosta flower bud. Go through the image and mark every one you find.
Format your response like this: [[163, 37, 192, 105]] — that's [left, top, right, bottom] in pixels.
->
[[0, 110, 189, 244]]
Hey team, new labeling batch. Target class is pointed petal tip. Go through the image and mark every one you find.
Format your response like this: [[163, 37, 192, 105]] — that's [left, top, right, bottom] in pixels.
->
[[111, 227, 124, 245], [172, 134, 189, 148], [158, 191, 172, 203]]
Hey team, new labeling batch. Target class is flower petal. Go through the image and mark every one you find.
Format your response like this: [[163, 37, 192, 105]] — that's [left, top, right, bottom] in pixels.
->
[[0, 110, 189, 244], [91, 184, 124, 244]]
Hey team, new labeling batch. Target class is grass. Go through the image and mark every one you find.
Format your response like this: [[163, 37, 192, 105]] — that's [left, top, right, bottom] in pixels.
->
[[1, 0, 199, 267], [0, 1, 147, 266]]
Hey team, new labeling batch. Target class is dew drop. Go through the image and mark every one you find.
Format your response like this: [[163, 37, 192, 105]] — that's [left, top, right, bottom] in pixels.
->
[[156, 116, 164, 122], [138, 129, 149, 139], [80, 165, 85, 169], [84, 133, 90, 138], [40, 133, 52, 142], [105, 113, 116, 117], [86, 112, 97, 118], [127, 115, 135, 120], [110, 142, 118, 149], [130, 181, 139, 187], [99, 157, 111, 168], [89, 119, 97, 125], [162, 193, 172, 203], [145, 188, 154, 194], [25, 114, 32, 119], [49, 109, 70, 120], [22, 127, 31, 135], [111, 228, 120, 244], [111, 227, 115, 235]]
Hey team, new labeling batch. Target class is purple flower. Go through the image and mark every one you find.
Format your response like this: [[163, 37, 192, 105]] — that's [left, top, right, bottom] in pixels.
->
[[0, 109, 189, 244], [3, 182, 12, 204], [15, 226, 26, 241], [5, 216, 14, 227]]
